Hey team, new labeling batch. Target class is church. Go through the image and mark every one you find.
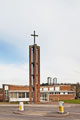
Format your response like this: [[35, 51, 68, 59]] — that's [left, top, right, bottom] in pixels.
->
[[0, 84, 76, 102], [0, 31, 76, 102]]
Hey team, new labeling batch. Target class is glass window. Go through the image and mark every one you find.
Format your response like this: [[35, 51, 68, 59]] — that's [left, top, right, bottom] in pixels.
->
[[19, 93, 22, 98], [55, 92, 60, 94], [22, 93, 25, 98], [55, 87, 60, 91], [40, 88, 42, 91], [60, 92, 64, 95], [26, 92, 29, 98], [44, 88, 48, 91], [19, 92, 25, 98], [10, 93, 17, 98], [65, 92, 68, 95], [5, 86, 8, 90], [5, 90, 8, 99], [49, 87, 54, 91]]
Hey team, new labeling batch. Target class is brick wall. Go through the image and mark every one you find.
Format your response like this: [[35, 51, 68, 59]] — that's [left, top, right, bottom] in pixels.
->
[[0, 88, 3, 101], [9, 85, 29, 90], [49, 94, 75, 101], [0, 94, 3, 101], [40, 85, 71, 91], [2, 84, 29, 102], [60, 85, 71, 91]]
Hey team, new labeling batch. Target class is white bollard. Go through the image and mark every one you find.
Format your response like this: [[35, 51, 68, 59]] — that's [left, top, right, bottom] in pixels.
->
[[19, 102, 24, 111], [58, 101, 64, 113]]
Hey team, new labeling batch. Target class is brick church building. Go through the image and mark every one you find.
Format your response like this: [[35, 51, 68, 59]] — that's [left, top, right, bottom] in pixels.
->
[[0, 84, 76, 102]]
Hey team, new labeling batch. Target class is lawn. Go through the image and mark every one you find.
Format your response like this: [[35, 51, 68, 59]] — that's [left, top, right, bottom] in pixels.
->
[[62, 99, 80, 104]]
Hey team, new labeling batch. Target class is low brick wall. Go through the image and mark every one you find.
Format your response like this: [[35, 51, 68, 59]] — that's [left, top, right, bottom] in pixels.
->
[[49, 94, 75, 101]]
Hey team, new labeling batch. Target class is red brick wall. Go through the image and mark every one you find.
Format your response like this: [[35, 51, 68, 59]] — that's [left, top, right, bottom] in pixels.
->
[[60, 85, 71, 91], [41, 85, 71, 91], [0, 94, 3, 101], [29, 45, 40, 103], [49, 94, 75, 101], [9, 85, 29, 90]]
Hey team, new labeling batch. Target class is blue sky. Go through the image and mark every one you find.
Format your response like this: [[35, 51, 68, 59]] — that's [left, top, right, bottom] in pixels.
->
[[0, 0, 80, 87], [0, 39, 26, 64]]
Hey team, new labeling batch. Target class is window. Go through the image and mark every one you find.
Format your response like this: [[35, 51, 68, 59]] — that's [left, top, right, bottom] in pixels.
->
[[55, 92, 60, 94], [44, 88, 48, 91], [68, 92, 72, 94], [19, 93, 22, 98], [65, 92, 68, 95], [40, 88, 42, 91], [49, 87, 54, 91], [50, 92, 53, 94], [32, 76, 33, 86], [31, 48, 33, 62], [36, 76, 38, 84], [5, 86, 8, 90], [19, 92, 25, 98], [36, 64, 38, 75], [10, 93, 17, 98], [31, 64, 33, 74], [5, 90, 8, 99], [60, 92, 64, 95], [36, 48, 38, 63], [55, 87, 60, 91], [22, 93, 25, 98], [26, 92, 29, 98]]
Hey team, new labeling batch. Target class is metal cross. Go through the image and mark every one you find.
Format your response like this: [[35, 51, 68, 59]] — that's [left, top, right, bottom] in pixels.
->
[[31, 30, 38, 44]]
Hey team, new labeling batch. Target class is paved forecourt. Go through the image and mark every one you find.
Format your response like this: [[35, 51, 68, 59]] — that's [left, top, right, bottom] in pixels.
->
[[0, 103, 80, 120]]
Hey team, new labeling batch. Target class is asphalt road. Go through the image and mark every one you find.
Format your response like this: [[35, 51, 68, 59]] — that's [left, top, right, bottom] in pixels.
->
[[0, 103, 80, 120]]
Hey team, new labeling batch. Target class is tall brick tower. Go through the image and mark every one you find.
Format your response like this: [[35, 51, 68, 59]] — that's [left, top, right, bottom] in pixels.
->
[[29, 31, 40, 103]]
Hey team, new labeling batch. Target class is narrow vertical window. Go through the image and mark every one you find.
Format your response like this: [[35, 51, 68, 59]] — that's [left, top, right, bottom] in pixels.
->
[[31, 64, 33, 74], [36, 64, 38, 75], [31, 48, 33, 62], [36, 48, 38, 63]]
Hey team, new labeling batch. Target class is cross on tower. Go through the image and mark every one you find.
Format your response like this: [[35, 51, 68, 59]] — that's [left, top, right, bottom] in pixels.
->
[[31, 30, 38, 44]]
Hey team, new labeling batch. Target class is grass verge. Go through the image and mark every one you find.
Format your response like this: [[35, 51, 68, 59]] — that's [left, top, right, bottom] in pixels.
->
[[61, 99, 80, 104]]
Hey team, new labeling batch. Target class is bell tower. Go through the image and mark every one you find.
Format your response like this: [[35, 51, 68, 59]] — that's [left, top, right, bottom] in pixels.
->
[[29, 31, 40, 103]]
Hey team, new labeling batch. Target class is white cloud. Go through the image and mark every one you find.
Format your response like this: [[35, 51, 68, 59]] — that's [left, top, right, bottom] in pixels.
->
[[41, 56, 80, 84], [0, 63, 29, 88], [0, 0, 80, 85], [0, 56, 80, 88]]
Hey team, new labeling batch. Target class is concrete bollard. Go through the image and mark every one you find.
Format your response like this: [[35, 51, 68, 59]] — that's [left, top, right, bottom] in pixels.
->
[[58, 101, 64, 113], [19, 102, 24, 111]]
